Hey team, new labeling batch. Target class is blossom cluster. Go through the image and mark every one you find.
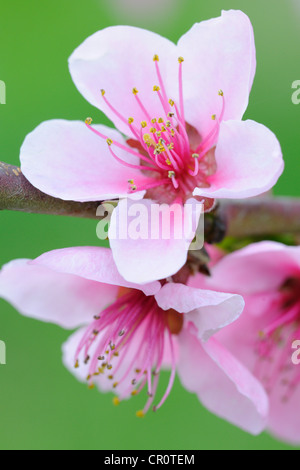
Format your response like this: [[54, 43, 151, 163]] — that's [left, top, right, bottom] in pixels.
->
[[1, 10, 299, 444]]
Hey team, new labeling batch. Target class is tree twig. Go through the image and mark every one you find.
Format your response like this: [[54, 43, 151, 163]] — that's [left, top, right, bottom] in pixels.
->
[[0, 162, 101, 219], [1, 162, 300, 241]]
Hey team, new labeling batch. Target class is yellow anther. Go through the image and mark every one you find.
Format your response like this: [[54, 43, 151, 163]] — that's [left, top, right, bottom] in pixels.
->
[[88, 383, 95, 390], [161, 126, 166, 132], [107, 364, 113, 370], [212, 114, 217, 121], [153, 54, 159, 61], [85, 117, 93, 126], [168, 112, 175, 118], [170, 129, 175, 136], [166, 159, 172, 166], [151, 118, 157, 124], [168, 171, 176, 178], [158, 117, 164, 124], [108, 375, 114, 380], [218, 89, 224, 96], [143, 133, 150, 142], [169, 99, 175, 107], [113, 397, 120, 406], [114, 352, 119, 357], [153, 85, 160, 92], [128, 179, 134, 185], [131, 390, 138, 396], [141, 121, 147, 128], [178, 56, 184, 63], [150, 127, 157, 134], [74, 360, 79, 369], [168, 143, 174, 150], [131, 185, 137, 191], [113, 382, 118, 389], [136, 410, 145, 418], [156, 131, 162, 137], [166, 121, 171, 127], [132, 87, 139, 95], [86, 375, 91, 380], [192, 153, 199, 159], [128, 117, 134, 124], [101, 89, 106, 96], [106, 138, 113, 146]]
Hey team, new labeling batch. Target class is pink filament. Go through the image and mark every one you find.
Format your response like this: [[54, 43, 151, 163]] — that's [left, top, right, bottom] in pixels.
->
[[75, 290, 178, 414]]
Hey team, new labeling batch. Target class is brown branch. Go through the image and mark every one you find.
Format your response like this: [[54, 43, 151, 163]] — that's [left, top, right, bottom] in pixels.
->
[[0, 162, 101, 219], [220, 198, 300, 238], [0, 162, 300, 241]]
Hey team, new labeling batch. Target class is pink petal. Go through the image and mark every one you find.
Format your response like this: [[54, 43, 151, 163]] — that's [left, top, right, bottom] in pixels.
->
[[109, 198, 202, 283], [0, 259, 116, 329], [20, 120, 150, 202], [177, 328, 269, 435], [32, 247, 161, 296], [177, 10, 256, 138], [194, 120, 283, 199], [207, 241, 300, 295], [267, 370, 300, 445], [155, 283, 244, 341], [69, 26, 178, 137]]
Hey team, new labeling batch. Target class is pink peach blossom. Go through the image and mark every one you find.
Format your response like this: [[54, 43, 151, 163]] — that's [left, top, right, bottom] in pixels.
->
[[0, 246, 269, 434], [206, 241, 300, 444], [20, 10, 283, 283]]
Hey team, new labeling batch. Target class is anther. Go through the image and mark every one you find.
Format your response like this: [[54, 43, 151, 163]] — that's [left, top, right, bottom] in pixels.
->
[[85, 117, 93, 125], [74, 360, 79, 369], [93, 330, 99, 336], [88, 383, 95, 390], [178, 56, 184, 63], [113, 397, 120, 406], [107, 364, 113, 370], [153, 85, 160, 92], [212, 114, 216, 120], [128, 117, 134, 124], [168, 112, 175, 117], [153, 54, 159, 61], [113, 382, 118, 388], [158, 117, 164, 123], [192, 153, 199, 159], [141, 121, 147, 128], [151, 118, 157, 124], [169, 100, 175, 107], [132, 88, 139, 95], [101, 89, 106, 96], [84, 356, 90, 365], [93, 315, 100, 320], [119, 330, 125, 337], [106, 138, 113, 146], [136, 410, 145, 418], [218, 89, 224, 96], [98, 356, 105, 361], [168, 171, 176, 179], [108, 375, 114, 380]]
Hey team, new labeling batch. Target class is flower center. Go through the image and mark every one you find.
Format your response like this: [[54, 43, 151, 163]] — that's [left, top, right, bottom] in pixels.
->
[[85, 55, 225, 204], [74, 289, 182, 416], [255, 275, 300, 402]]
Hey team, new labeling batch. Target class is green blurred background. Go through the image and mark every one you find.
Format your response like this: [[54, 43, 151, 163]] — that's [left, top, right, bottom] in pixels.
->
[[0, 0, 299, 450]]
